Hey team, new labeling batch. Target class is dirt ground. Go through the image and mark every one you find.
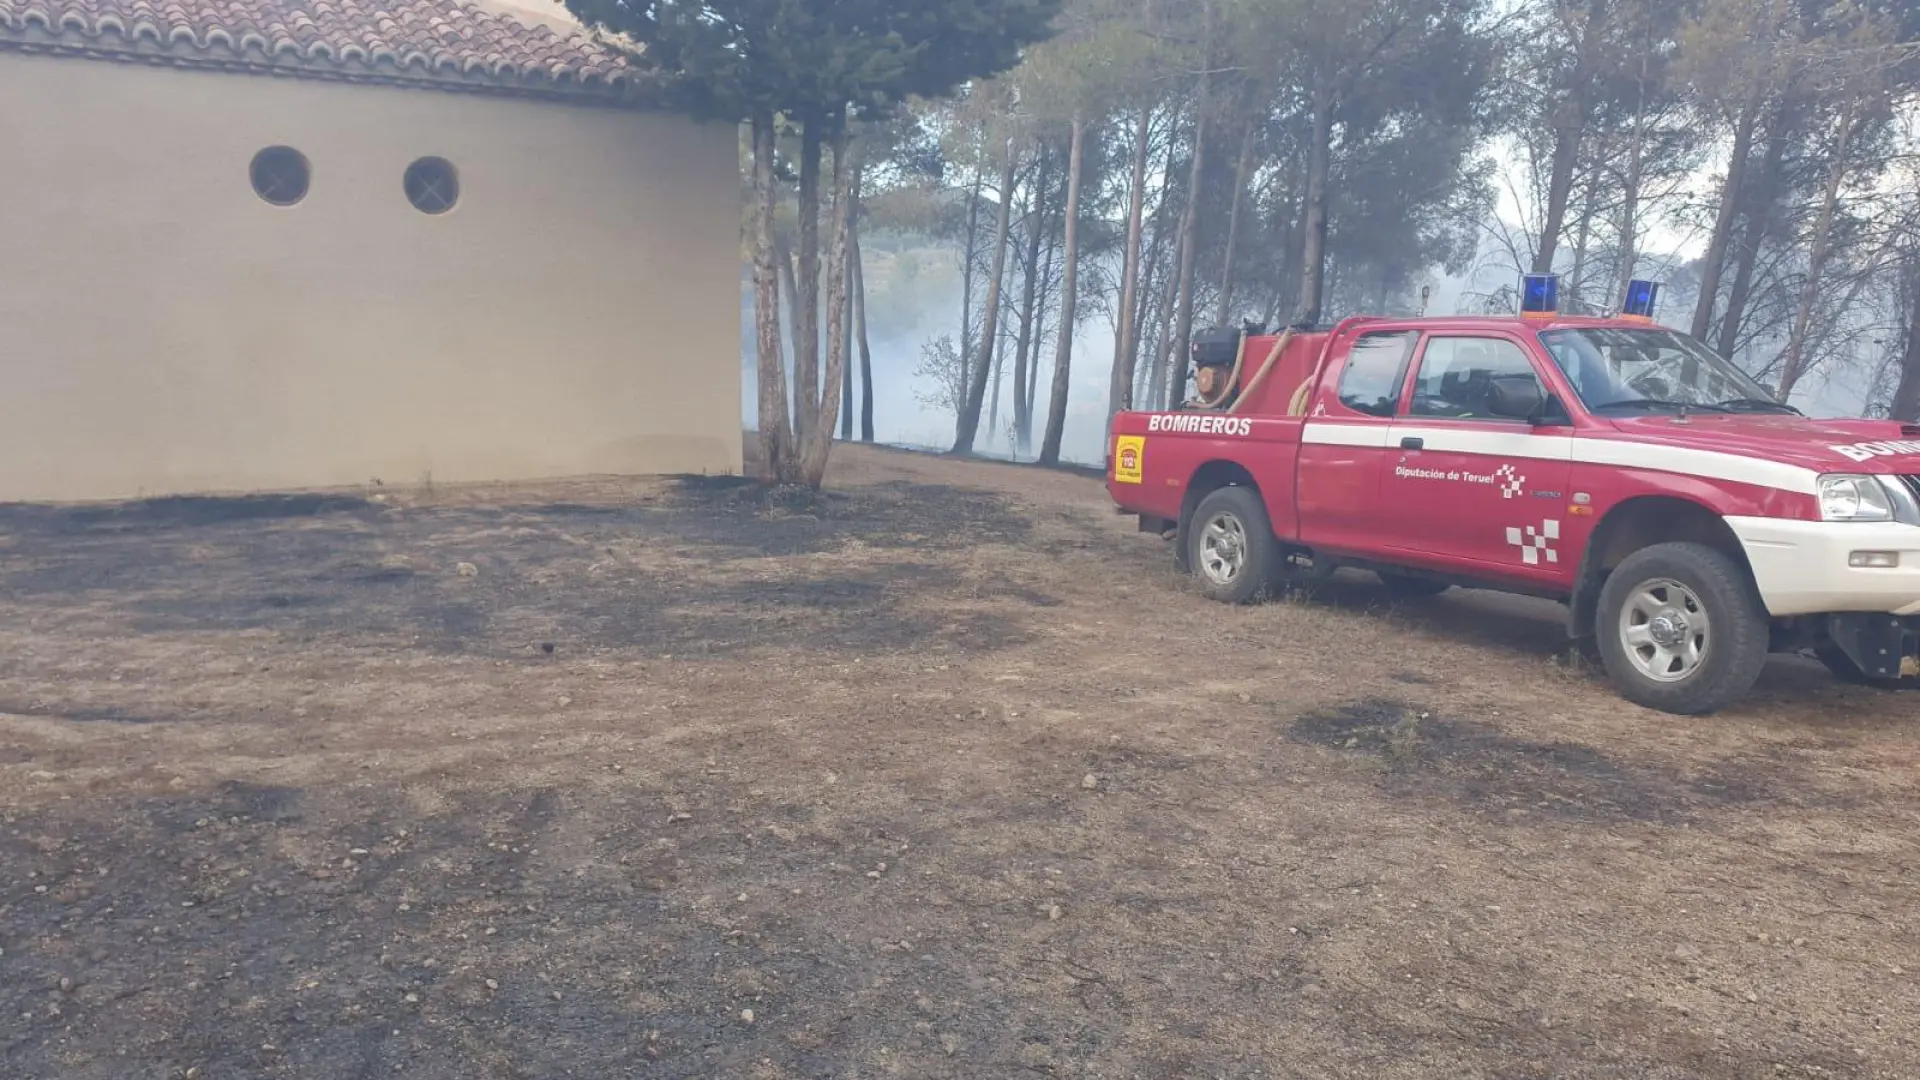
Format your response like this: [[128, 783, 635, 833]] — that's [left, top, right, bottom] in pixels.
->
[[2, 443, 1916, 1080]]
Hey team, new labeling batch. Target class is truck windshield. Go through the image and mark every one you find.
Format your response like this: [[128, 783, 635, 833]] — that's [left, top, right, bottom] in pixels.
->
[[1538, 327, 1790, 414]]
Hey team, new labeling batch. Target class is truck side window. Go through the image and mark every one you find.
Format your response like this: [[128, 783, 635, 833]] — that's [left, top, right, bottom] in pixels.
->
[[1335, 331, 1419, 417], [1408, 337, 1542, 420]]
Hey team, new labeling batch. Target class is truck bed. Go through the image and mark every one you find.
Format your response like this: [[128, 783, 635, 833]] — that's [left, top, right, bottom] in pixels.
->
[[1106, 411, 1308, 540]]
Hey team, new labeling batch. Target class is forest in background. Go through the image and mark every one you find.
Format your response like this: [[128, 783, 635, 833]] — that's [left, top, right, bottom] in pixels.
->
[[736, 0, 1920, 466]]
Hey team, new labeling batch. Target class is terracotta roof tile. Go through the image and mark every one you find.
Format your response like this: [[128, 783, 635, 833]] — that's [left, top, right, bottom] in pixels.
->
[[0, 0, 651, 102]]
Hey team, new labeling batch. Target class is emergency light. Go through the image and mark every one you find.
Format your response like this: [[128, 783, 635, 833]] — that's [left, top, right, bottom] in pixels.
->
[[1520, 273, 1558, 318], [1622, 279, 1661, 321]]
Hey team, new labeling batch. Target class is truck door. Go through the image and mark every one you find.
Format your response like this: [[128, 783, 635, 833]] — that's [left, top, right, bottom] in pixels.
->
[[1296, 329, 1421, 554], [1379, 334, 1575, 584]]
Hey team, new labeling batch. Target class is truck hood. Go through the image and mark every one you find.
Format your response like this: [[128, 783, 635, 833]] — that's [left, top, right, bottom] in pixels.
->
[[1604, 415, 1920, 474]]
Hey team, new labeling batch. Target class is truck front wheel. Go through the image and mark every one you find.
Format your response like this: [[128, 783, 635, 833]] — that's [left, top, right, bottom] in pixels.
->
[[1187, 486, 1281, 604], [1594, 542, 1770, 715]]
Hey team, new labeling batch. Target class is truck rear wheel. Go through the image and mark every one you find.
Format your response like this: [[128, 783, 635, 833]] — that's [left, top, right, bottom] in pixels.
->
[[1187, 486, 1280, 604], [1594, 542, 1770, 715]]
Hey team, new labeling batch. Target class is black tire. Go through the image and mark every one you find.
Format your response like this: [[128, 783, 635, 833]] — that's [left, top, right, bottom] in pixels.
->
[[1813, 643, 1919, 691], [1593, 542, 1771, 715], [1186, 486, 1281, 604], [1377, 571, 1451, 598]]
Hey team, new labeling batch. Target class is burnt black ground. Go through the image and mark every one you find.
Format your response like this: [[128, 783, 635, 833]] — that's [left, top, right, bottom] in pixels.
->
[[3, 451, 1917, 1080]]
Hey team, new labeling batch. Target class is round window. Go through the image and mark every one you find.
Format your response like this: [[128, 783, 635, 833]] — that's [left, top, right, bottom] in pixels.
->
[[404, 157, 459, 214], [250, 146, 310, 206]]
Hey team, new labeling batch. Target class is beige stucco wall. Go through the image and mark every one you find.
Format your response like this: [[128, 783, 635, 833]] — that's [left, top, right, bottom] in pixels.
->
[[0, 53, 742, 503]]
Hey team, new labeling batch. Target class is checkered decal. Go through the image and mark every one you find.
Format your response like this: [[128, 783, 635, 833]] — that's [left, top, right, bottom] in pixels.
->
[[1493, 464, 1525, 500], [1505, 519, 1560, 565]]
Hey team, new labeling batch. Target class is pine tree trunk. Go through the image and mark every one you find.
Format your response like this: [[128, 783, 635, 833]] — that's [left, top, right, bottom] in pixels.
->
[[1893, 285, 1920, 422], [954, 139, 1019, 454], [1110, 103, 1156, 420], [775, 232, 802, 368], [1690, 103, 1758, 341], [1613, 167, 1640, 308], [793, 119, 824, 449], [841, 155, 863, 442], [750, 111, 796, 484], [1270, 165, 1305, 325], [1040, 117, 1087, 467], [1290, 78, 1335, 327], [840, 265, 854, 442], [1131, 143, 1176, 406], [1532, 124, 1582, 276], [987, 313, 1006, 448], [799, 116, 853, 487], [959, 167, 984, 371], [1777, 103, 1856, 400], [1567, 166, 1599, 309], [1164, 92, 1210, 408], [1014, 152, 1052, 456], [1215, 120, 1257, 325], [1717, 116, 1790, 358], [1611, 53, 1652, 306], [1148, 241, 1181, 410], [853, 226, 875, 443], [1028, 213, 1056, 434], [1531, 0, 1603, 276]]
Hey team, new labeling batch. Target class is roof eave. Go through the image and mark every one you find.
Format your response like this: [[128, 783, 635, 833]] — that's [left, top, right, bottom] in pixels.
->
[[0, 26, 664, 109]]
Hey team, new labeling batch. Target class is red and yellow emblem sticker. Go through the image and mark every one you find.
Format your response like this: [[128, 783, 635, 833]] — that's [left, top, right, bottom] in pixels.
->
[[1113, 435, 1146, 484]]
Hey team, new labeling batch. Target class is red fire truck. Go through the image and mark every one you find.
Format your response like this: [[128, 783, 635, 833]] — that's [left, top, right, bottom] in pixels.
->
[[1105, 304, 1920, 714]]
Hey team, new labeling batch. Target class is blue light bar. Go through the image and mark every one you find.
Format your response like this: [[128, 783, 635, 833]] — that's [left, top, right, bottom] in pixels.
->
[[1520, 273, 1558, 317], [1622, 279, 1661, 319]]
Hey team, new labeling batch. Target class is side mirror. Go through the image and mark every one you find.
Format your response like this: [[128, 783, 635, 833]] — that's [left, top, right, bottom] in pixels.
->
[[1487, 375, 1544, 421]]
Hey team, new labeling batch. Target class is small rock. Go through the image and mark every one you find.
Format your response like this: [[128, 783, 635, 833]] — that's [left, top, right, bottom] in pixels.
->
[[350, 848, 369, 857], [551, 991, 563, 1001], [1792, 937, 1806, 948], [940, 1033, 960, 1056], [557, 696, 573, 708], [485, 979, 499, 991], [741, 1008, 755, 1024], [28, 771, 57, 782], [1674, 944, 1700, 962], [1080, 774, 1099, 791], [1046, 905, 1062, 921], [404, 993, 418, 1004], [456, 563, 479, 578]]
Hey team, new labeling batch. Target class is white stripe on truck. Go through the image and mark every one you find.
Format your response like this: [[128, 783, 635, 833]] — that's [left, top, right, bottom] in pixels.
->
[[1301, 421, 1822, 496]]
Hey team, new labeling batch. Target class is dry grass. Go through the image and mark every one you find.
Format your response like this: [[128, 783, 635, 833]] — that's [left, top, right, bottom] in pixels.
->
[[1, 443, 1915, 1079]]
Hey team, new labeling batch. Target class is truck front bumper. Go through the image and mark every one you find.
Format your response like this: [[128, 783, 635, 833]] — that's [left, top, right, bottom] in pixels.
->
[[1726, 517, 1920, 618]]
